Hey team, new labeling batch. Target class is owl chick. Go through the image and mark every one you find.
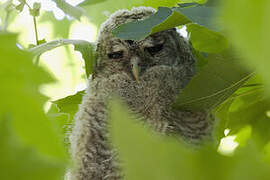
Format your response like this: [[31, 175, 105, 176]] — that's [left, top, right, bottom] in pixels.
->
[[70, 7, 213, 180]]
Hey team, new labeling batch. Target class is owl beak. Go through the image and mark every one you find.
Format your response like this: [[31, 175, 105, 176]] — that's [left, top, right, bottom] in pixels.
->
[[131, 56, 140, 83]]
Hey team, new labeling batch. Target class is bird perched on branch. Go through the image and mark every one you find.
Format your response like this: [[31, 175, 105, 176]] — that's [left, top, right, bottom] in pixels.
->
[[70, 6, 213, 180]]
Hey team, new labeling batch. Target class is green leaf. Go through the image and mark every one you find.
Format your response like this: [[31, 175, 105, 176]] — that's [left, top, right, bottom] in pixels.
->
[[49, 91, 85, 147], [141, 0, 207, 9], [82, 0, 189, 27], [47, 104, 71, 148], [28, 43, 36, 48], [28, 39, 96, 76], [0, 33, 67, 178], [3, 0, 14, 12], [175, 5, 220, 31], [263, 142, 270, 163], [78, 0, 107, 6], [0, 0, 17, 30], [142, 0, 181, 9], [15, 2, 25, 12], [40, 11, 73, 39], [109, 99, 202, 180], [80, 0, 143, 27], [216, 74, 270, 147], [204, 0, 220, 6], [181, 0, 207, 4], [38, 38, 47, 45], [0, 117, 66, 180], [151, 9, 190, 34], [178, 2, 199, 8], [235, 125, 252, 147], [74, 41, 96, 77], [109, 99, 270, 180], [214, 98, 234, 140], [112, 5, 221, 41], [52, 0, 84, 20], [112, 7, 190, 41], [53, 90, 85, 118], [221, 0, 270, 92], [28, 39, 47, 48], [0, 33, 66, 158], [173, 49, 253, 111], [187, 23, 228, 53], [227, 90, 270, 148], [193, 50, 208, 71]]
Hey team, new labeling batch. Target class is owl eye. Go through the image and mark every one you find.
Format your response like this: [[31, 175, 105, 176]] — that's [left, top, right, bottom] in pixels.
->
[[107, 51, 124, 59], [145, 44, 164, 56]]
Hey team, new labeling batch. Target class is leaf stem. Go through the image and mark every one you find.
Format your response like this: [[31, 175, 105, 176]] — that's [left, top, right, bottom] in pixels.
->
[[33, 16, 39, 46], [25, 2, 39, 45], [25, 1, 40, 65]]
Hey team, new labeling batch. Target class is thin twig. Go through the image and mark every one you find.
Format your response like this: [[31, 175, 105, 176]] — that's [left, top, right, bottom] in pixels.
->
[[25, 1, 40, 64], [33, 16, 39, 45]]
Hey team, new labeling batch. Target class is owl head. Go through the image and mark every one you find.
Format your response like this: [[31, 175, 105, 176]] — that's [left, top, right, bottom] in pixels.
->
[[94, 7, 196, 88]]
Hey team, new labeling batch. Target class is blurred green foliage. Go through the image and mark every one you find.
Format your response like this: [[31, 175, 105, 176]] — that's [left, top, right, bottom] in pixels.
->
[[221, 0, 270, 90], [1, 0, 270, 179], [110, 100, 270, 180], [0, 33, 67, 179]]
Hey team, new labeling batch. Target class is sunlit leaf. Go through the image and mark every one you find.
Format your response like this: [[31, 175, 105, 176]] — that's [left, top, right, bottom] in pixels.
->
[[214, 98, 234, 140], [235, 125, 252, 147], [39, 11, 73, 39], [0, 0, 17, 30], [52, 0, 84, 20], [74, 41, 96, 77], [78, 0, 107, 6], [28, 39, 96, 76], [15, 2, 25, 12], [38, 38, 46, 45]]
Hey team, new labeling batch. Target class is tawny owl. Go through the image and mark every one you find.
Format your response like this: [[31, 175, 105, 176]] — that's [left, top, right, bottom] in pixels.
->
[[70, 6, 213, 180]]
